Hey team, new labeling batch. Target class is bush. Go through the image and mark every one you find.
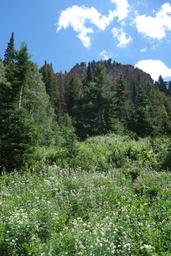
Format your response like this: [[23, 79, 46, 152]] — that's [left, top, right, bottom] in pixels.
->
[[72, 134, 156, 171], [0, 135, 171, 255]]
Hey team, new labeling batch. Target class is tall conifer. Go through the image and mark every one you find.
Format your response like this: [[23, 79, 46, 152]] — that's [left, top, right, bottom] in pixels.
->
[[4, 32, 15, 64]]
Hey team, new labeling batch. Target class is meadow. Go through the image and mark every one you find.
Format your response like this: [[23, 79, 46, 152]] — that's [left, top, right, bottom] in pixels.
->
[[0, 135, 171, 255]]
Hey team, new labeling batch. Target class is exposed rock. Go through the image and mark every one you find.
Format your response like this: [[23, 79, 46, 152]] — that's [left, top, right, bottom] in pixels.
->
[[56, 60, 154, 104]]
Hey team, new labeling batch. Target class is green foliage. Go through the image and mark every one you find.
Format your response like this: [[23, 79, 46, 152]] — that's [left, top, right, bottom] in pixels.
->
[[0, 59, 38, 171], [23, 63, 57, 145], [66, 74, 83, 117], [59, 114, 77, 153], [0, 35, 58, 171], [0, 135, 171, 255], [1, 34, 171, 255], [114, 75, 129, 123], [64, 61, 171, 138], [134, 171, 171, 199], [71, 135, 156, 172], [0, 108, 38, 171], [157, 75, 167, 93], [40, 62, 60, 118], [161, 143, 171, 170], [74, 62, 116, 138], [3, 32, 15, 65], [130, 84, 153, 136]]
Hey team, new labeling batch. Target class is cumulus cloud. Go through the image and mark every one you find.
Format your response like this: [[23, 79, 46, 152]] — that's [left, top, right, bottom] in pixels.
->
[[99, 50, 112, 60], [111, 0, 129, 21], [111, 27, 132, 47], [135, 59, 171, 81], [57, 0, 129, 47], [135, 3, 171, 40], [57, 5, 116, 48]]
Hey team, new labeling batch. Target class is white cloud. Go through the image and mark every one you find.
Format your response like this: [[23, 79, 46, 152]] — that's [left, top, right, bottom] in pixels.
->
[[57, 0, 129, 48], [99, 50, 112, 60], [57, 5, 116, 48], [135, 59, 171, 81], [140, 48, 147, 53], [135, 3, 171, 40], [111, 27, 132, 47], [111, 0, 129, 21]]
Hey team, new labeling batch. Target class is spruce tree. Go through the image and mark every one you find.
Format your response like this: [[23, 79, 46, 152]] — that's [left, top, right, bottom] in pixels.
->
[[157, 75, 167, 93], [40, 62, 60, 118], [114, 75, 129, 123], [24, 63, 57, 145], [76, 62, 115, 137], [0, 60, 37, 171], [65, 74, 83, 117], [131, 84, 152, 136], [16, 43, 30, 109], [87, 62, 94, 82], [4, 32, 15, 64], [0, 39, 57, 170]]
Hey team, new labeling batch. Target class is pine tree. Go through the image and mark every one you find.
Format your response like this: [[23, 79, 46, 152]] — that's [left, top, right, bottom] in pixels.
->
[[0, 108, 38, 171], [16, 43, 30, 109], [59, 114, 77, 155], [65, 74, 83, 117], [76, 62, 115, 137], [157, 75, 167, 93], [115, 75, 129, 123], [4, 32, 15, 64], [0, 61, 37, 171], [131, 84, 152, 136], [0, 39, 58, 170], [87, 62, 94, 82], [40, 62, 60, 118], [24, 63, 57, 145], [4, 33, 16, 89]]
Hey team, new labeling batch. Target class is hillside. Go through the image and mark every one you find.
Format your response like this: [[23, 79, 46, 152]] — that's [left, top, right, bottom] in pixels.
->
[[52, 60, 171, 138], [57, 60, 154, 102]]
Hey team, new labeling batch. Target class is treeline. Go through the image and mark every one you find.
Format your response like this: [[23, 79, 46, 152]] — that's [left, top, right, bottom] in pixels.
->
[[1, 33, 171, 171], [0, 33, 75, 171], [65, 62, 171, 138]]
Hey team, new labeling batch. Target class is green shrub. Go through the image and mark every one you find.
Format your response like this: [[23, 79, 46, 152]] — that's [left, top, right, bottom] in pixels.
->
[[134, 171, 171, 199], [0, 135, 171, 255]]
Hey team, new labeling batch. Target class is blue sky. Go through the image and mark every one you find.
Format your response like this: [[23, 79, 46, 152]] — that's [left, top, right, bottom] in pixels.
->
[[0, 0, 171, 81]]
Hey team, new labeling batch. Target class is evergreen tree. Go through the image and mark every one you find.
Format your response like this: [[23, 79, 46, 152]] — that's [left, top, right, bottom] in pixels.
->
[[131, 84, 152, 136], [161, 94, 171, 134], [59, 114, 77, 155], [0, 108, 38, 171], [168, 81, 171, 95], [0, 61, 37, 171], [40, 62, 60, 118], [65, 74, 83, 117], [4, 32, 15, 64], [150, 88, 167, 134], [16, 43, 30, 109], [87, 62, 94, 82], [76, 63, 115, 138], [24, 63, 57, 145], [4, 33, 16, 89], [157, 75, 167, 93], [114, 75, 129, 123], [0, 38, 58, 170]]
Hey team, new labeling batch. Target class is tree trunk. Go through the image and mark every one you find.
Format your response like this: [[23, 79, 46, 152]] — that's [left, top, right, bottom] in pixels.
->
[[19, 85, 23, 109]]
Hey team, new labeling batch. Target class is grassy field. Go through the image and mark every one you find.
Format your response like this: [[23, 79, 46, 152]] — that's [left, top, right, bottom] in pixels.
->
[[0, 135, 171, 255]]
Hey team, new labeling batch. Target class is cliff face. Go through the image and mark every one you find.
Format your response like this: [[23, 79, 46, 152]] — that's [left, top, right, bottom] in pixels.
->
[[56, 60, 154, 102], [56, 62, 87, 90]]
